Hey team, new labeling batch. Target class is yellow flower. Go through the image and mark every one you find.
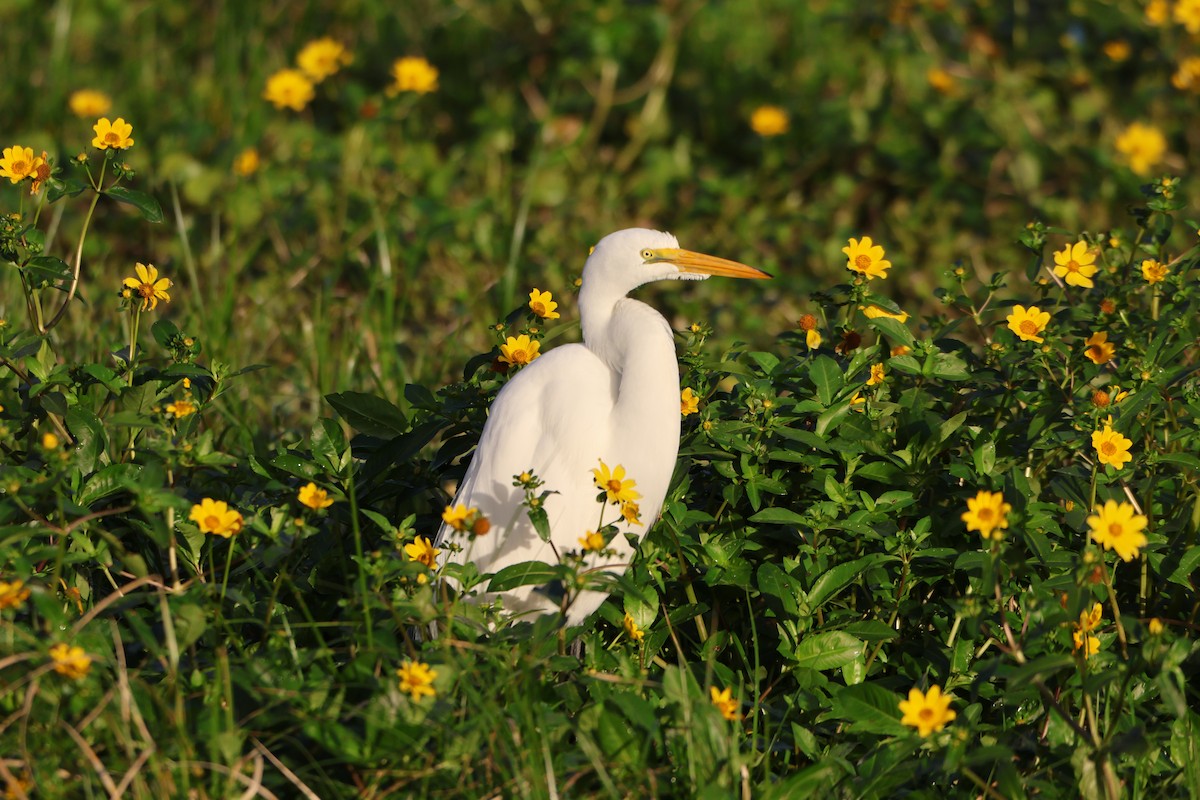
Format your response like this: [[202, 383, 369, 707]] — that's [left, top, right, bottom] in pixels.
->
[[1083, 332, 1115, 365], [296, 37, 352, 82], [91, 117, 134, 150], [1176, 0, 1200, 33], [1115, 122, 1167, 176], [1141, 259, 1168, 284], [404, 535, 441, 568], [620, 500, 643, 527], [1092, 425, 1133, 470], [579, 531, 605, 552], [592, 460, 641, 505], [189, 498, 244, 538], [1172, 56, 1200, 90], [1087, 500, 1148, 561], [961, 490, 1011, 540], [28, 151, 51, 194], [899, 685, 956, 737], [1006, 305, 1050, 343], [749, 105, 789, 137], [890, 345, 911, 357], [68, 89, 112, 118], [926, 67, 956, 94], [233, 148, 260, 177], [849, 391, 866, 412], [1051, 241, 1098, 288], [263, 69, 315, 111], [1077, 602, 1103, 633], [861, 305, 910, 322], [397, 660, 437, 700], [1073, 628, 1101, 657], [0, 579, 31, 610], [122, 263, 172, 311], [681, 387, 700, 416], [1146, 0, 1170, 24], [527, 288, 560, 320], [165, 399, 197, 418], [1102, 40, 1131, 62], [623, 612, 645, 642], [0, 146, 43, 184], [710, 686, 741, 721], [499, 334, 540, 367], [298, 482, 335, 510], [389, 56, 439, 94], [797, 314, 822, 349], [1149, 618, 1164, 635], [41, 432, 60, 450], [866, 363, 885, 386], [49, 643, 92, 680], [842, 236, 892, 280]]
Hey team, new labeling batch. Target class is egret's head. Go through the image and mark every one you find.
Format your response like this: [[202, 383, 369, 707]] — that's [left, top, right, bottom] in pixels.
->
[[585, 228, 769, 294]]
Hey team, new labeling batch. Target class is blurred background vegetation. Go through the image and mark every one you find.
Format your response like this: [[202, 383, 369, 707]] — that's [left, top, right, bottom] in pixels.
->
[[1, 0, 1195, 430]]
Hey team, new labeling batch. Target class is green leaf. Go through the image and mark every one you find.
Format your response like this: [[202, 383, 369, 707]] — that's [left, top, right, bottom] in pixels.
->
[[325, 391, 407, 438], [104, 185, 164, 222], [887, 355, 922, 376], [828, 682, 907, 735], [66, 408, 107, 474], [810, 356, 843, 406], [929, 352, 971, 381], [867, 316, 915, 347], [76, 464, 142, 507], [1166, 546, 1200, 588], [487, 560, 563, 592], [151, 318, 181, 347], [808, 553, 894, 610], [757, 562, 802, 617], [46, 176, 87, 203], [791, 631, 864, 670], [24, 255, 72, 287], [749, 507, 807, 526]]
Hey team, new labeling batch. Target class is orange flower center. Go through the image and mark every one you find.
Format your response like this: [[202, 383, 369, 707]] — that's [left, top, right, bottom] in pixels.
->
[[11, 159, 27, 173], [1101, 442, 1116, 456], [1019, 320, 1039, 336], [205, 515, 221, 530], [509, 349, 528, 364], [798, 314, 817, 331], [137, 283, 156, 299], [531, 301, 546, 316], [104, 131, 120, 145], [1108, 523, 1124, 538], [1066, 260, 1081, 273], [977, 508, 994, 521], [854, 254, 872, 270], [919, 708, 934, 720], [607, 479, 623, 494]]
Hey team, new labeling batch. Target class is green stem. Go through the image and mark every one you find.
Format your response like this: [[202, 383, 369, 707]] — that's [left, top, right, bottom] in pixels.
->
[[346, 470, 374, 651], [44, 167, 105, 332], [219, 536, 236, 604], [127, 308, 142, 385]]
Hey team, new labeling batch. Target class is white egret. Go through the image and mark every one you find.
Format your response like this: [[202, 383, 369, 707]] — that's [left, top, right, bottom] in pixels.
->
[[437, 228, 769, 627]]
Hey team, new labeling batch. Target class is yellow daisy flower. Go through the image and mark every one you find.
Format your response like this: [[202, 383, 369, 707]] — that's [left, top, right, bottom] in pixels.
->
[[1102, 40, 1131, 62], [499, 334, 540, 367], [620, 500, 643, 526], [623, 612, 645, 642], [860, 305, 910, 322], [296, 37, 352, 82], [404, 535, 441, 568], [1087, 500, 1148, 562], [1175, 0, 1200, 33], [189, 498, 245, 538], [1141, 259, 1168, 284], [749, 105, 789, 137], [890, 345, 911, 357], [842, 236, 892, 280], [710, 686, 742, 721], [1005, 305, 1050, 343], [1171, 56, 1200, 91], [397, 660, 437, 700], [41, 432, 60, 450], [441, 504, 477, 532], [263, 69, 315, 111], [165, 399, 197, 418], [680, 387, 700, 416], [1052, 241, 1098, 288], [233, 148, 260, 177], [389, 56, 439, 94], [0, 146, 43, 184], [1148, 618, 1164, 635], [68, 89, 112, 118], [91, 117, 134, 150], [298, 482, 335, 510], [1146, 0, 1169, 24], [528, 288, 560, 320], [1077, 602, 1103, 632], [122, 263, 172, 311], [579, 531, 606, 552], [899, 685, 956, 737], [1073, 627, 1101, 657], [592, 460, 641, 505], [926, 67, 956, 94], [961, 490, 1011, 540], [1083, 332, 1115, 365], [1092, 425, 1133, 470], [0, 579, 31, 610], [797, 314, 822, 349], [866, 363, 885, 386], [49, 643, 92, 679], [1115, 122, 1167, 176]]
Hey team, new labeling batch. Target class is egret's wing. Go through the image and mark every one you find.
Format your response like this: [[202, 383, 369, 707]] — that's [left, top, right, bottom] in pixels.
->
[[438, 344, 616, 607]]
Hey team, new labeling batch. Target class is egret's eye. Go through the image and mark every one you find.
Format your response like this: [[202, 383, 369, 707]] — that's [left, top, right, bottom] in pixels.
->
[[641, 249, 655, 261]]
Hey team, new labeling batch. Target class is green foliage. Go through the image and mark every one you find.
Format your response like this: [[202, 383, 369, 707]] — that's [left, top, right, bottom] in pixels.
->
[[2, 2, 1200, 799]]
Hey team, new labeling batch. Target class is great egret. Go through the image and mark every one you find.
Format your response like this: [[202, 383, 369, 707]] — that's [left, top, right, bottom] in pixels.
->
[[437, 228, 769, 627]]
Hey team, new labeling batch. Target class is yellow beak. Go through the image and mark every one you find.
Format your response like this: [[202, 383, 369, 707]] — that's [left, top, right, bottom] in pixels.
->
[[657, 248, 772, 280]]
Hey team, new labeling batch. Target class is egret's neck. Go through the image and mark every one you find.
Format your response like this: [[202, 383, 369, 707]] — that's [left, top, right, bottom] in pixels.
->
[[579, 276, 627, 368]]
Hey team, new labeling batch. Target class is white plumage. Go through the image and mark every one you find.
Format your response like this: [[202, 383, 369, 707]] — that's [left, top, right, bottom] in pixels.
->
[[437, 228, 768, 627]]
